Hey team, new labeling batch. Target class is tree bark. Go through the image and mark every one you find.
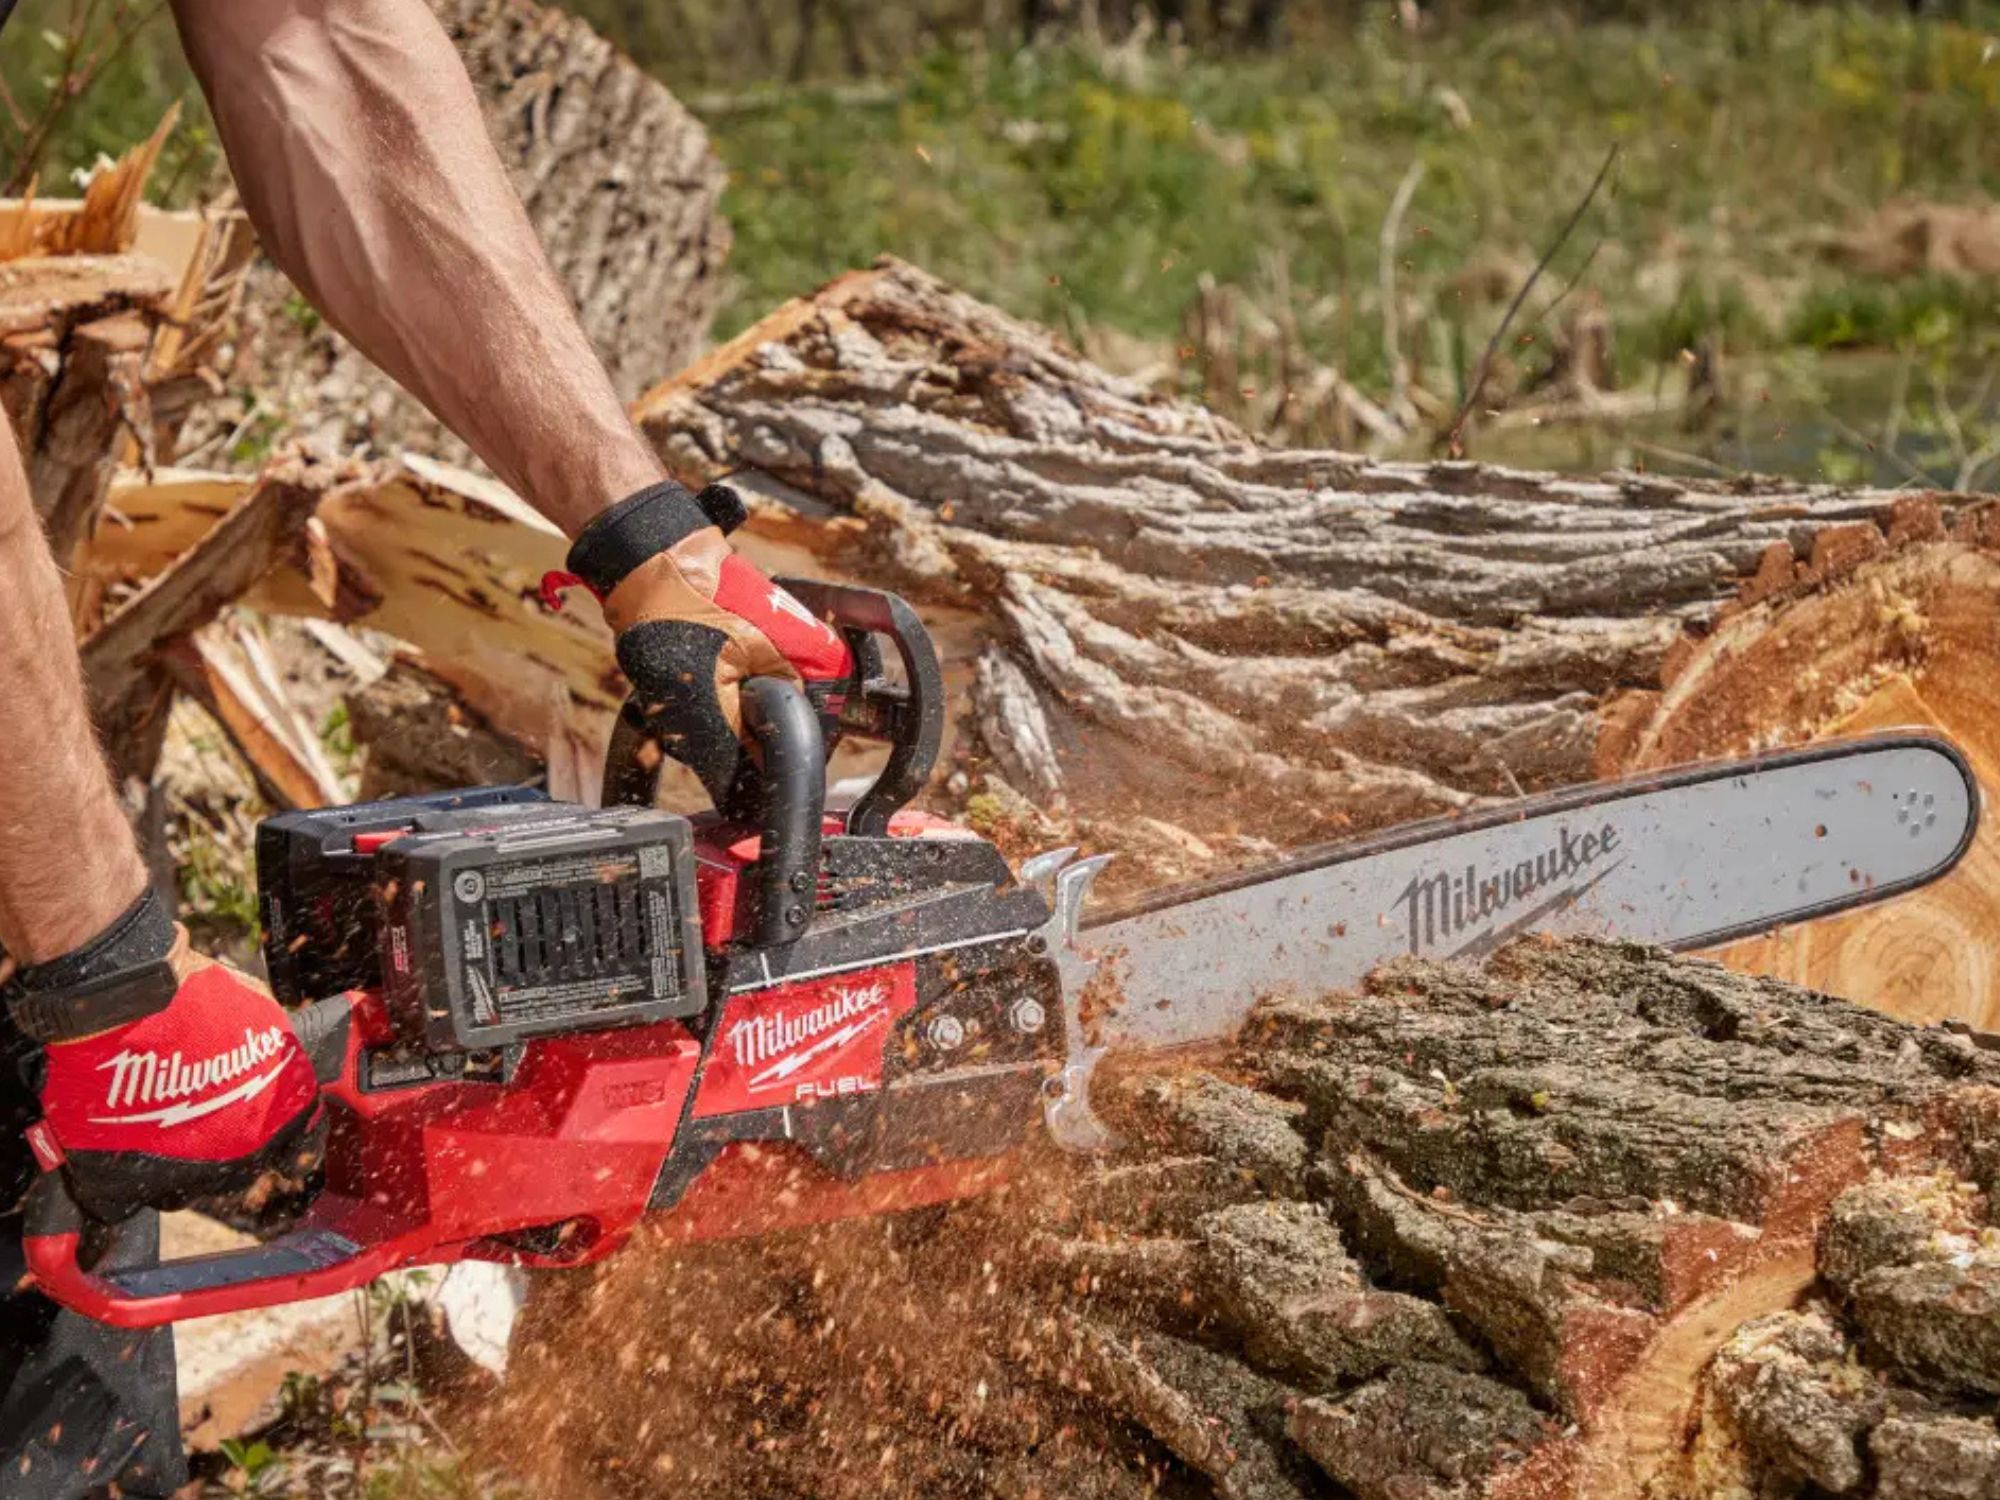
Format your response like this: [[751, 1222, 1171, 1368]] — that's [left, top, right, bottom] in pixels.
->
[[632, 257, 2000, 1028], [223, 0, 731, 465], [494, 938, 2000, 1500]]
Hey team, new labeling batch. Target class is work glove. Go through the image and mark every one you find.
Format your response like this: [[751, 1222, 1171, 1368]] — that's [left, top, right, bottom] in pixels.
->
[[8, 890, 323, 1225], [544, 479, 854, 803]]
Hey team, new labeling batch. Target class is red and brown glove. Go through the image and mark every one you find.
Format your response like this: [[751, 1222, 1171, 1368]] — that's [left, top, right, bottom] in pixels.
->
[[10, 891, 323, 1224], [547, 480, 854, 802]]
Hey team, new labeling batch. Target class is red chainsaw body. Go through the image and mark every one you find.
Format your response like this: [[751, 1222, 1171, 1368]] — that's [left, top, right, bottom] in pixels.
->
[[26, 807, 1057, 1326]]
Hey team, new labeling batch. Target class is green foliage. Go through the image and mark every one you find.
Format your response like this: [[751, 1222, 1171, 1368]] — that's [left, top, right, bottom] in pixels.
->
[[0, 0, 217, 198], [218, 1437, 290, 1496], [177, 826, 260, 940], [707, 1, 2000, 390], [1787, 275, 2000, 353], [8, 0, 2000, 459], [1634, 280, 1773, 368]]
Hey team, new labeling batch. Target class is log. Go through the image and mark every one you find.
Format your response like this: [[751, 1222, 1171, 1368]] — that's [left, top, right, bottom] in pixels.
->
[[223, 0, 730, 464], [489, 939, 2000, 1500], [631, 257, 2000, 1027], [81, 258, 2000, 1026]]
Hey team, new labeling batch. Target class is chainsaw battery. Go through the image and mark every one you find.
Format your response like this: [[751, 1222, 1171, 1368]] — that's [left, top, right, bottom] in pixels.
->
[[258, 786, 555, 1005], [375, 806, 708, 1051]]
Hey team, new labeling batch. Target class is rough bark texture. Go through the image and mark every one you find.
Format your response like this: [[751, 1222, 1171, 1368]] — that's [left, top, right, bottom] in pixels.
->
[[635, 259, 1975, 832], [225, 0, 730, 464], [494, 938, 2000, 1500], [634, 258, 2000, 1026]]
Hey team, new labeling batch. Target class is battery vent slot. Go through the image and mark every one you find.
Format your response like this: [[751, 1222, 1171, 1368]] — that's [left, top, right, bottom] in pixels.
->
[[490, 884, 650, 987]]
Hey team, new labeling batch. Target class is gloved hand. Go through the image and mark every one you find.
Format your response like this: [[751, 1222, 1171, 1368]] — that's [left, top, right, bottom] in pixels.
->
[[547, 479, 854, 802], [9, 891, 323, 1225]]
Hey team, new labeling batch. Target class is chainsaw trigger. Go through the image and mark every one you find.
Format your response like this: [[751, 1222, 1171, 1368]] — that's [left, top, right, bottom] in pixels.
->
[[538, 569, 593, 613]]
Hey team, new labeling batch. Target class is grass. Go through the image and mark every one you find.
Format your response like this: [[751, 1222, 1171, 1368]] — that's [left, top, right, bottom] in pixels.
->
[[705, 3, 2000, 389]]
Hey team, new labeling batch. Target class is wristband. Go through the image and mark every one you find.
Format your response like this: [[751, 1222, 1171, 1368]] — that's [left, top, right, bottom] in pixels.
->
[[7, 888, 178, 1043], [566, 480, 751, 596]]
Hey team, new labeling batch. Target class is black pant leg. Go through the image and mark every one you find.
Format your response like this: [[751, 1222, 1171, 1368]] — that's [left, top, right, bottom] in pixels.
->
[[0, 1008, 184, 1500], [0, 1212, 186, 1500]]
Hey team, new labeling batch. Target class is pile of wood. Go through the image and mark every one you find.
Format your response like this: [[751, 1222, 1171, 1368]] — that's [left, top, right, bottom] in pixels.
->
[[2, 108, 255, 573]]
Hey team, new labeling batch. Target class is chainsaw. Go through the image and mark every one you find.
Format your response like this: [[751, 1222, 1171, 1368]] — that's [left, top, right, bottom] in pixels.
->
[[20, 581, 1979, 1328]]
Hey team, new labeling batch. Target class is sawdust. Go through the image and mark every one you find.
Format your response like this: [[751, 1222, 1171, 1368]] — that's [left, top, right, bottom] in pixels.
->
[[473, 1153, 1141, 1500]]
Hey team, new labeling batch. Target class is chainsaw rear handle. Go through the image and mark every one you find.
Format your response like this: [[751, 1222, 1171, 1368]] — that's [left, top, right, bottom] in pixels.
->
[[22, 994, 374, 1329]]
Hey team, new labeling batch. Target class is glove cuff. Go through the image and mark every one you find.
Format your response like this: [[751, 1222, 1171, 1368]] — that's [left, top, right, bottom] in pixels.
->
[[567, 480, 748, 596], [8, 889, 177, 1042]]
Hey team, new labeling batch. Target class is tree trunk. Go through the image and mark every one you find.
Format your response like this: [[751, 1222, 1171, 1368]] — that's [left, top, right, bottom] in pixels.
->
[[633, 257, 2000, 1028], [493, 938, 2000, 1500], [220, 0, 731, 464]]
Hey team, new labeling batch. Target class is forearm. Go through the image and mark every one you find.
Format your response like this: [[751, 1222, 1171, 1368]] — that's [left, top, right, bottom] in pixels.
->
[[170, 0, 663, 535], [0, 426, 147, 963]]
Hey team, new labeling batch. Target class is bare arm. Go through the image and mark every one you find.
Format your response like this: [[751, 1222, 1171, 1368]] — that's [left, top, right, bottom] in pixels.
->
[[169, 0, 665, 535]]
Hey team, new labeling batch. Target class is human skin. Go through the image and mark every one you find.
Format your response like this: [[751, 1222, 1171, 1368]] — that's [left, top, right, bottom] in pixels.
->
[[0, 0, 726, 963]]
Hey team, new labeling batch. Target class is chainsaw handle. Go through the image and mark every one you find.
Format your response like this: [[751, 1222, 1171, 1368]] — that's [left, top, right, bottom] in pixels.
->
[[769, 579, 945, 838], [21, 993, 380, 1328], [601, 582, 943, 943], [22, 1171, 407, 1329], [738, 676, 825, 946]]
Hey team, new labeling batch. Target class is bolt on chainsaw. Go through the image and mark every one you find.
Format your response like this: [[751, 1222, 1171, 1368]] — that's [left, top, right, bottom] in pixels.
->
[[21, 580, 1980, 1327]]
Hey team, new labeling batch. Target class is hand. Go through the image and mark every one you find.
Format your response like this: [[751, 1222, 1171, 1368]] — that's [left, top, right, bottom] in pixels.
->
[[551, 480, 854, 802], [20, 931, 323, 1225]]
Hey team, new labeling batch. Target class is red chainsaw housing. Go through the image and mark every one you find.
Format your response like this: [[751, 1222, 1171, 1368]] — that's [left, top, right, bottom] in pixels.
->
[[25, 809, 1059, 1326]]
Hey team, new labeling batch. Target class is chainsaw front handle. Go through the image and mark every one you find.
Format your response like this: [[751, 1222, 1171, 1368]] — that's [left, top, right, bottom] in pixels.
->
[[20, 992, 405, 1329], [22, 1170, 408, 1329], [601, 581, 946, 945]]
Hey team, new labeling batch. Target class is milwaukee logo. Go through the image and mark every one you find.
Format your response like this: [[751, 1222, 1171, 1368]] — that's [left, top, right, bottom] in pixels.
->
[[729, 982, 890, 1093], [1395, 822, 1623, 959], [93, 1026, 292, 1128]]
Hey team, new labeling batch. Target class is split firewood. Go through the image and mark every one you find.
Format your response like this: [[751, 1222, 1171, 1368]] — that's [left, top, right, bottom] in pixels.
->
[[3, 114, 251, 575], [80, 459, 344, 785], [159, 617, 349, 813], [496, 938, 2000, 1500]]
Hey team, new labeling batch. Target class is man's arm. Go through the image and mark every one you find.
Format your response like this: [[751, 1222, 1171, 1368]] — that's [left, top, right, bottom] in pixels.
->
[[169, 0, 663, 536]]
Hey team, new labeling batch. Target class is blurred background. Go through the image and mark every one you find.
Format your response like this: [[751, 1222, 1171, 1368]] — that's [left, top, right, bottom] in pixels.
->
[[8, 0, 2000, 484]]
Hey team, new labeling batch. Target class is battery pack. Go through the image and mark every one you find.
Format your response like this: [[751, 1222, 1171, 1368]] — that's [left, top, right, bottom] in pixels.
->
[[258, 787, 555, 1005], [376, 806, 707, 1050]]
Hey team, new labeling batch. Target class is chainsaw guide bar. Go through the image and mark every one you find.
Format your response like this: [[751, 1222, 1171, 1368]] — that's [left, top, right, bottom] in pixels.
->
[[1038, 732, 1978, 1150]]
